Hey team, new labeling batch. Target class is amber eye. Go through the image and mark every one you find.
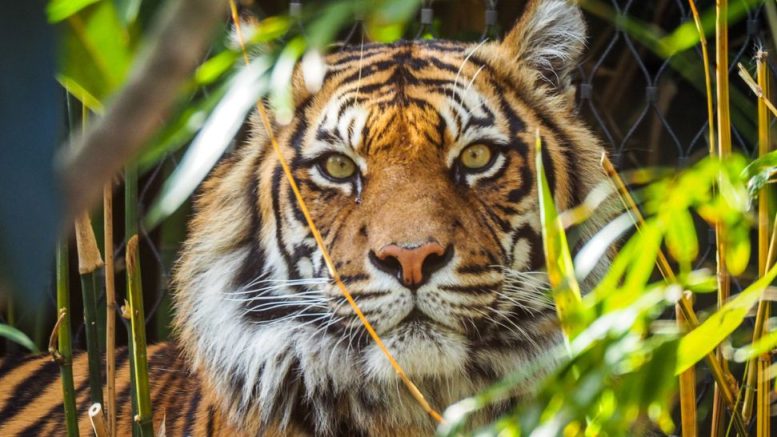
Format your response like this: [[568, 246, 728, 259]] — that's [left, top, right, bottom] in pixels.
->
[[321, 153, 357, 180], [459, 144, 493, 170]]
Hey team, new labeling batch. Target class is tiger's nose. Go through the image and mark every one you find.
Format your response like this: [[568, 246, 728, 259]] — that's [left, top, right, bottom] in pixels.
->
[[369, 242, 453, 289]]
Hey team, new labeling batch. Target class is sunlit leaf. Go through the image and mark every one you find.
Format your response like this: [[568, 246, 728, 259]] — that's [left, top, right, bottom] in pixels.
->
[[725, 231, 750, 276], [733, 328, 777, 362], [114, 0, 142, 26], [137, 81, 230, 171], [46, 0, 100, 23], [664, 209, 698, 265], [0, 324, 39, 353], [676, 262, 777, 374], [536, 131, 582, 338], [574, 212, 633, 281], [145, 58, 271, 229]]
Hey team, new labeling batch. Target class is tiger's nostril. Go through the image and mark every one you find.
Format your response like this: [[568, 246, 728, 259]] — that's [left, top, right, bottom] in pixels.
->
[[369, 242, 454, 289]]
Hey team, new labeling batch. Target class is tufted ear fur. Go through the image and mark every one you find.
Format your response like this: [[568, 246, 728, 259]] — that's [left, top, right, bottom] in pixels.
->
[[501, 0, 586, 91]]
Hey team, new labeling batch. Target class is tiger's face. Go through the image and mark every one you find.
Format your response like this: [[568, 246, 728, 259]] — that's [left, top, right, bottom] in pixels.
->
[[174, 1, 606, 435]]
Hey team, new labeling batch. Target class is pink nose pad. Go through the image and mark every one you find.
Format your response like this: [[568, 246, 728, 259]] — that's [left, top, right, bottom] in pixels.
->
[[374, 242, 448, 288]]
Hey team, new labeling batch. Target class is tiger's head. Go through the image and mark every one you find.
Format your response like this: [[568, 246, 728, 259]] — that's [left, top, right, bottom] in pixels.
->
[[173, 0, 606, 435]]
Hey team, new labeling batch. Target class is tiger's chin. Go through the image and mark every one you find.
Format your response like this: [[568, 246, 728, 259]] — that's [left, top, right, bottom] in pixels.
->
[[363, 311, 471, 381]]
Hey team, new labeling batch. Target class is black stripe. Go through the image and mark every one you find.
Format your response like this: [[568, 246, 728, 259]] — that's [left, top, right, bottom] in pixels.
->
[[183, 387, 203, 435], [0, 352, 64, 420], [440, 283, 500, 294]]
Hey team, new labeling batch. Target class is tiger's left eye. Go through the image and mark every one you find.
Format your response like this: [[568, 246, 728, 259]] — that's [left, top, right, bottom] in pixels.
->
[[459, 144, 493, 170], [322, 153, 357, 180]]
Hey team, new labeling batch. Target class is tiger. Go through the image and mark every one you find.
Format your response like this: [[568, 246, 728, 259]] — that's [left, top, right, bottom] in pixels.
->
[[0, 0, 610, 435]]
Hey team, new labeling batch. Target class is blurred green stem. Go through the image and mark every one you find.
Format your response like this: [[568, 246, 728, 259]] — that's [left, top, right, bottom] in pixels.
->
[[54, 239, 79, 437]]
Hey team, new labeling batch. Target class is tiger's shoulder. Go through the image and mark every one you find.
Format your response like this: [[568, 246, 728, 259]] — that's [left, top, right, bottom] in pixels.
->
[[0, 342, 259, 436]]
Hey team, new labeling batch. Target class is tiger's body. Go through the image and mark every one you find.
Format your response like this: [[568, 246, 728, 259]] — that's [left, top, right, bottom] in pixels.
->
[[1, 1, 611, 435]]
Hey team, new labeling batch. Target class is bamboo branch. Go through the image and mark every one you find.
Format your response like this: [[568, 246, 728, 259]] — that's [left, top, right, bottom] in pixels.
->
[[742, 50, 771, 428], [57, 0, 228, 219], [712, 2, 732, 434], [75, 212, 105, 407], [126, 235, 153, 436], [54, 240, 79, 437], [677, 303, 698, 437], [104, 182, 117, 437]]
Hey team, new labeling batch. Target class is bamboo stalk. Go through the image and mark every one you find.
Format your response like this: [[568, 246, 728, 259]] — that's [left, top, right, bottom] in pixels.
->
[[75, 212, 105, 407], [126, 235, 153, 436], [677, 303, 697, 437], [742, 50, 771, 427], [89, 403, 109, 437], [54, 240, 79, 437], [712, 2, 732, 435], [104, 182, 117, 437], [601, 155, 747, 437]]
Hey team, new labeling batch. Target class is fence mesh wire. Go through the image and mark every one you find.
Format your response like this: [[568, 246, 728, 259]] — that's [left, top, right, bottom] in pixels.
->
[[8, 0, 772, 430]]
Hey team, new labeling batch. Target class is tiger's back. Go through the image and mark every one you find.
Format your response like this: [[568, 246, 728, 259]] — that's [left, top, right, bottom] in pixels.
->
[[0, 344, 239, 436]]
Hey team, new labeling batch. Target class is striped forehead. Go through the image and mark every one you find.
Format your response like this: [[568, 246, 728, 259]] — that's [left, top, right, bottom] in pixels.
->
[[310, 42, 510, 155]]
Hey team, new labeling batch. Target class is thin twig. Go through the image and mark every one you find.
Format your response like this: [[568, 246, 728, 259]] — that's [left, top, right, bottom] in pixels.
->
[[228, 0, 443, 424], [56, 240, 79, 437]]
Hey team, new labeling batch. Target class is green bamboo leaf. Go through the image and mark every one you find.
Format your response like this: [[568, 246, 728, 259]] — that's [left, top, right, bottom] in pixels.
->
[[145, 58, 271, 229], [114, 0, 142, 26], [676, 262, 777, 374], [0, 324, 39, 353], [46, 0, 100, 23], [137, 79, 231, 171], [535, 130, 582, 338], [734, 328, 777, 362], [725, 231, 750, 277], [664, 209, 698, 265], [58, 0, 132, 104]]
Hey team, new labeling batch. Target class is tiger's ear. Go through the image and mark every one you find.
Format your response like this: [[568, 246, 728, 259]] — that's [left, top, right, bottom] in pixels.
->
[[501, 0, 586, 91]]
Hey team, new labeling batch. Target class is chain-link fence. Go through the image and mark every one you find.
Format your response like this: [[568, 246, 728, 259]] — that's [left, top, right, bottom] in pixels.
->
[[3, 2, 771, 429]]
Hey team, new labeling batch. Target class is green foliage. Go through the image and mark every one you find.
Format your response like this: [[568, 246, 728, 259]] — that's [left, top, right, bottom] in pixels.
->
[[0, 324, 39, 353], [441, 154, 773, 436]]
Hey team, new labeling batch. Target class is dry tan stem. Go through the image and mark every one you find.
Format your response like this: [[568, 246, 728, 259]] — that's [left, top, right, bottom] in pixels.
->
[[74, 212, 104, 275], [89, 403, 108, 437], [677, 303, 697, 437], [104, 183, 117, 437]]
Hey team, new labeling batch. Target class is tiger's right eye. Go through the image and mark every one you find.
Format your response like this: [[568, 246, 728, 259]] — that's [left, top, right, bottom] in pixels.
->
[[321, 154, 357, 181]]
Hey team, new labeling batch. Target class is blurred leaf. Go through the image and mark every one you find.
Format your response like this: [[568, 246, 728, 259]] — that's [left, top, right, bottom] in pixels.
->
[[680, 269, 717, 293], [58, 0, 132, 104], [725, 232, 750, 276], [138, 81, 230, 171], [734, 328, 777, 362], [744, 149, 777, 196], [574, 212, 633, 281], [56, 74, 104, 113], [46, 0, 100, 23], [145, 58, 271, 229], [536, 132, 582, 338], [664, 210, 698, 265], [676, 262, 777, 374], [0, 324, 39, 353], [114, 0, 142, 26]]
